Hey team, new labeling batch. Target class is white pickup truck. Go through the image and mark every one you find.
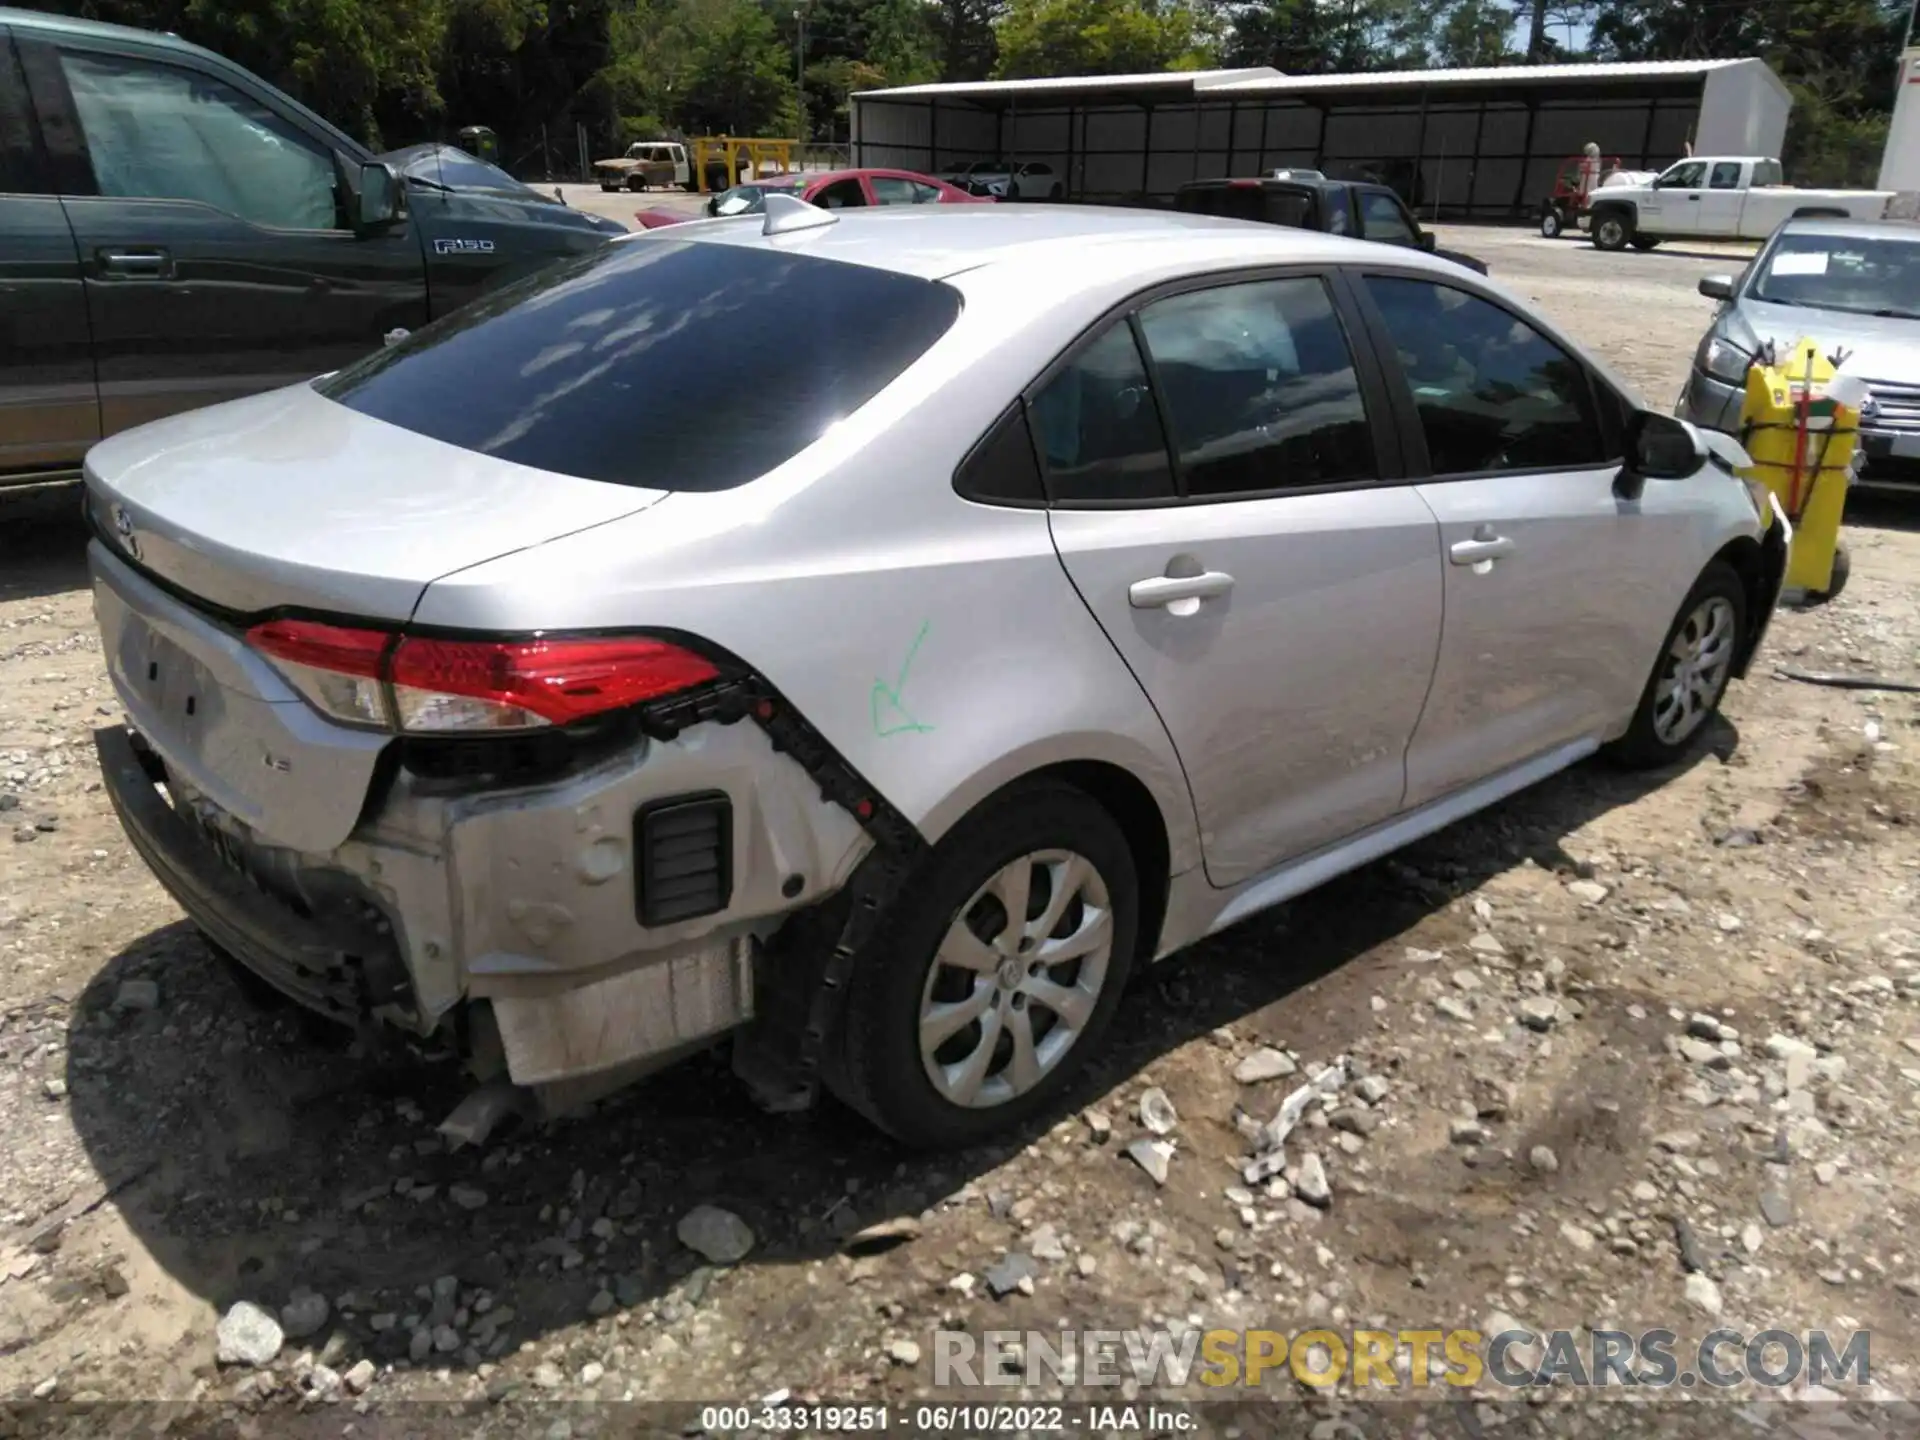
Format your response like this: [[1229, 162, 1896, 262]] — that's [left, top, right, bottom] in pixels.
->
[[1588, 156, 1892, 251]]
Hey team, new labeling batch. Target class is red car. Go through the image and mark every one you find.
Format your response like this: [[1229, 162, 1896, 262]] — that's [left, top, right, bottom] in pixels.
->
[[634, 167, 990, 229]]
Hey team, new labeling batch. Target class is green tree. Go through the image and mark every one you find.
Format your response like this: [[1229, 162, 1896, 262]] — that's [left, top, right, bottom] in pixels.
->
[[679, 0, 795, 135], [994, 0, 1217, 78], [1589, 0, 1904, 184], [929, 0, 1003, 79], [1437, 0, 1513, 64]]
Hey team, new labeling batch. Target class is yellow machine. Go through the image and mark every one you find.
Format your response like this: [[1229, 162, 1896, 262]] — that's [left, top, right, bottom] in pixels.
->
[[691, 136, 796, 193], [1735, 337, 1861, 597]]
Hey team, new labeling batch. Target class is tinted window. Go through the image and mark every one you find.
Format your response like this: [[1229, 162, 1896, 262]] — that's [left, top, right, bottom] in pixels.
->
[[318, 239, 962, 491], [1360, 191, 1418, 245], [815, 177, 866, 208], [1137, 277, 1375, 496], [954, 402, 1045, 505], [60, 51, 337, 229], [1364, 277, 1603, 476], [1709, 161, 1742, 190], [0, 41, 40, 193], [1176, 185, 1314, 228], [1661, 161, 1707, 189], [1029, 322, 1174, 503]]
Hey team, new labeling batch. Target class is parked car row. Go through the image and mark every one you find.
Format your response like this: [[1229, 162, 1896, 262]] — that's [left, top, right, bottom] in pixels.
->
[[8, 8, 1806, 1151]]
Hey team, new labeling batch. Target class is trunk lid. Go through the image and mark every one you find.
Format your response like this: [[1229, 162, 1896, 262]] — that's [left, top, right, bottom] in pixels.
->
[[84, 382, 668, 621]]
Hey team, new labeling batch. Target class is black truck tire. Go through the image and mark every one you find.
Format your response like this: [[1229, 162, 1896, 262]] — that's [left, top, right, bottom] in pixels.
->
[[1592, 208, 1632, 252]]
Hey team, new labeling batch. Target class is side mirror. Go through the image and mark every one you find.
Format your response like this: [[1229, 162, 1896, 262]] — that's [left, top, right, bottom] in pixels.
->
[[705, 196, 720, 216], [553, 186, 566, 206], [1615, 410, 1704, 501], [352, 159, 404, 233], [1698, 274, 1735, 301], [1418, 231, 1437, 252]]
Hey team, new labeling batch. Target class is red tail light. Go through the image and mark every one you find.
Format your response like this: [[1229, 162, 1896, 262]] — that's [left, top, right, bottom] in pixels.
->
[[389, 636, 720, 731], [244, 620, 720, 733]]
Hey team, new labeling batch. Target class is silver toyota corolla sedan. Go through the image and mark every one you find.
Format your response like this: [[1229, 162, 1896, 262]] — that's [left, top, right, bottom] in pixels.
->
[[85, 200, 1788, 1148], [1678, 217, 1920, 494]]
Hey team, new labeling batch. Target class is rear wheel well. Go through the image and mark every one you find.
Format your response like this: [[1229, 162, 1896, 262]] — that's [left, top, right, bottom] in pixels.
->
[[1792, 206, 1847, 218], [1033, 760, 1171, 968]]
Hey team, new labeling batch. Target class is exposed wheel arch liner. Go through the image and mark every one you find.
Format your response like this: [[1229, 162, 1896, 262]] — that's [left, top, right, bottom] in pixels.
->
[[1791, 207, 1849, 219]]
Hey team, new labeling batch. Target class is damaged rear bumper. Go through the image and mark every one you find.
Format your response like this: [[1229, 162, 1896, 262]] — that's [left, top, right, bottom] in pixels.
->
[[95, 717, 845, 1105]]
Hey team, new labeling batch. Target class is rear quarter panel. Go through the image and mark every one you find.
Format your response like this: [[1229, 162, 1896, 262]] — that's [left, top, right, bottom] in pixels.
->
[[411, 258, 1211, 873]]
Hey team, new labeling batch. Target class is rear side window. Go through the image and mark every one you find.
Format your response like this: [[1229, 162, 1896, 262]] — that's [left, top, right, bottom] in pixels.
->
[[319, 239, 962, 491], [1363, 276, 1604, 476], [1029, 322, 1174, 503]]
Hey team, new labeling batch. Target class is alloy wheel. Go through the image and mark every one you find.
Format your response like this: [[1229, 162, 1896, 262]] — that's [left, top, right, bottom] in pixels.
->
[[1652, 595, 1736, 745], [918, 849, 1113, 1110]]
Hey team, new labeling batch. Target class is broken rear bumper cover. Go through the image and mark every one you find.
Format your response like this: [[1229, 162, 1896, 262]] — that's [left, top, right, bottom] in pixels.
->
[[94, 713, 873, 1102]]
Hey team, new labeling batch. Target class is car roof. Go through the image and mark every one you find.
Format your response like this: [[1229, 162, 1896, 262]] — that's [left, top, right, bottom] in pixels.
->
[[0, 5, 215, 56], [1777, 215, 1920, 242], [641, 202, 1453, 283]]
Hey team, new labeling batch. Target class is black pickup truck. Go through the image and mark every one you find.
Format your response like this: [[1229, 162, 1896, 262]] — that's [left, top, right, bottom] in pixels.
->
[[1174, 175, 1489, 274], [0, 8, 626, 496]]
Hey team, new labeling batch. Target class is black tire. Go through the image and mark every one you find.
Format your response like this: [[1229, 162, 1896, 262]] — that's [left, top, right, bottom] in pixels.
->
[[1592, 209, 1631, 252], [826, 780, 1140, 1149], [1604, 560, 1747, 770], [1048, 183, 1063, 201], [1799, 542, 1849, 607], [1540, 206, 1564, 239], [1630, 234, 1661, 251]]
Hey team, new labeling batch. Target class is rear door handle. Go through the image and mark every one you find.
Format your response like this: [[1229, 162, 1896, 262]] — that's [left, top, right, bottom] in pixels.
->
[[1449, 535, 1516, 566], [98, 248, 172, 278], [1129, 571, 1235, 609]]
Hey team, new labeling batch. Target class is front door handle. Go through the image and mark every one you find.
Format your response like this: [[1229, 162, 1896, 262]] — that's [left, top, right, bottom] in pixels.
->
[[1129, 571, 1235, 609], [1449, 533, 1516, 566], [98, 247, 172, 278]]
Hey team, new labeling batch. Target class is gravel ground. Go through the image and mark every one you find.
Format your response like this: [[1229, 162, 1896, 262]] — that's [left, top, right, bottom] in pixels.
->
[[2, 224, 1918, 1436]]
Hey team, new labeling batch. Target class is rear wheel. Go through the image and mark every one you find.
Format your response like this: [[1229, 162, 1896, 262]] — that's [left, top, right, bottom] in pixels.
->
[[1540, 206, 1564, 239], [1604, 561, 1747, 769], [1592, 210, 1631, 251], [826, 781, 1139, 1149], [1630, 234, 1661, 251]]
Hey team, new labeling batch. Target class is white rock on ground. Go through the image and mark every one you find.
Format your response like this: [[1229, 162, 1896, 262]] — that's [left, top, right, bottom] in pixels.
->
[[1233, 1047, 1297, 1084], [215, 1302, 283, 1368]]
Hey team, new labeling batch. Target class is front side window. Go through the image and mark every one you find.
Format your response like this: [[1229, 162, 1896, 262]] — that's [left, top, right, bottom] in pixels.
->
[[1364, 276, 1603, 476], [59, 50, 336, 230], [1359, 191, 1418, 245], [1659, 161, 1707, 189], [318, 239, 962, 491], [1029, 322, 1174, 503], [1136, 277, 1376, 496], [1709, 161, 1742, 190]]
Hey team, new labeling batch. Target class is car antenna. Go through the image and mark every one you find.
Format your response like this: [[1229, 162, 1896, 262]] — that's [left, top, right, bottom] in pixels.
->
[[762, 191, 837, 236]]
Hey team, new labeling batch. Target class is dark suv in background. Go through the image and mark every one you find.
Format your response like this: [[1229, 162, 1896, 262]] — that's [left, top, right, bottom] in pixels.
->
[[0, 7, 625, 495], [1175, 174, 1488, 274]]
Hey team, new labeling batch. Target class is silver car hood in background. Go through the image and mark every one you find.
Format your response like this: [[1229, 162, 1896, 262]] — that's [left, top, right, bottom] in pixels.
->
[[1733, 299, 1920, 385], [84, 383, 668, 621]]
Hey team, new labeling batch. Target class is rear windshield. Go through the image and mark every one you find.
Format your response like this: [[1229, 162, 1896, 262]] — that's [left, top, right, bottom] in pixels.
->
[[1176, 185, 1315, 228], [316, 238, 962, 490]]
